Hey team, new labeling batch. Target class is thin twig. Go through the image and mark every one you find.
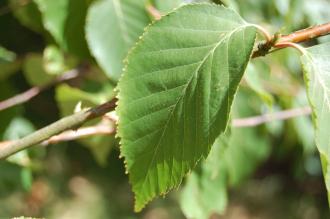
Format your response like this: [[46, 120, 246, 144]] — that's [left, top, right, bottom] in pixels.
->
[[0, 123, 115, 149], [0, 66, 86, 112], [232, 106, 311, 127], [41, 122, 115, 146], [0, 106, 311, 156], [0, 99, 117, 159]]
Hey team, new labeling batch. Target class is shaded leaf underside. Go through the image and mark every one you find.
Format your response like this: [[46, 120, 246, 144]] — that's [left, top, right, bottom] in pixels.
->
[[301, 42, 330, 202], [117, 4, 256, 211]]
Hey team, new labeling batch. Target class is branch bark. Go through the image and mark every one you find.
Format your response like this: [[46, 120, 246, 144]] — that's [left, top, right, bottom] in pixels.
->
[[253, 22, 330, 58], [0, 99, 117, 159], [278, 22, 330, 44]]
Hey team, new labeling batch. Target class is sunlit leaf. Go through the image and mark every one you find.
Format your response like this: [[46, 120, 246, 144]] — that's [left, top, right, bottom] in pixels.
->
[[117, 4, 257, 211]]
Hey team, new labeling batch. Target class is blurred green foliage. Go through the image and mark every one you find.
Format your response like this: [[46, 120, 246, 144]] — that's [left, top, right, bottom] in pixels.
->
[[0, 0, 329, 218]]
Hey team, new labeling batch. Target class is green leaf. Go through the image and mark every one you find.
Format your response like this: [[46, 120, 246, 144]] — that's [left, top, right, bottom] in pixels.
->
[[180, 89, 271, 219], [301, 42, 330, 205], [86, 0, 150, 81], [34, 0, 90, 58], [43, 45, 76, 75], [117, 4, 256, 211], [56, 83, 115, 165], [23, 53, 55, 86], [245, 63, 274, 107], [81, 135, 116, 167], [152, 0, 184, 13], [224, 128, 270, 186], [0, 46, 16, 63], [293, 90, 315, 155], [180, 135, 228, 219], [4, 117, 35, 141], [56, 84, 113, 116], [220, 89, 270, 187], [0, 46, 20, 80]]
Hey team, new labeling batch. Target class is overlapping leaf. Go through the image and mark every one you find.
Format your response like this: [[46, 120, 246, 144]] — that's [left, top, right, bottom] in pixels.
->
[[86, 0, 150, 81], [117, 4, 257, 211], [301, 42, 330, 203]]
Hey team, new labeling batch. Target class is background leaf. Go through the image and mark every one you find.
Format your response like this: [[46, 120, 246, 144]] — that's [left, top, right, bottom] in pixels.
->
[[34, 0, 90, 58], [9, 0, 44, 33], [117, 4, 256, 211], [180, 134, 228, 219], [23, 53, 55, 86], [180, 88, 271, 219], [86, 0, 150, 81], [244, 62, 274, 107]]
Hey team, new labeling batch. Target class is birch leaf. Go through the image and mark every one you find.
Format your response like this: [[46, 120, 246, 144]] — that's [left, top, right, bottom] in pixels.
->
[[117, 4, 256, 211]]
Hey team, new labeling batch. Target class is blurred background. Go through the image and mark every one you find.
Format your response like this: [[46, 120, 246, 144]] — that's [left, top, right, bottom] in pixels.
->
[[0, 0, 330, 218]]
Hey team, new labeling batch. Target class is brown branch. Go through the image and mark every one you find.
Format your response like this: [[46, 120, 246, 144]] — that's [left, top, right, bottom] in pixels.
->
[[0, 99, 117, 159], [232, 106, 311, 127], [0, 66, 86, 112], [278, 22, 330, 44], [253, 22, 330, 58]]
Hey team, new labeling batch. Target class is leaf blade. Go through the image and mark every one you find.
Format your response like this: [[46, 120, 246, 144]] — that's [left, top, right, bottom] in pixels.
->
[[117, 4, 256, 211]]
